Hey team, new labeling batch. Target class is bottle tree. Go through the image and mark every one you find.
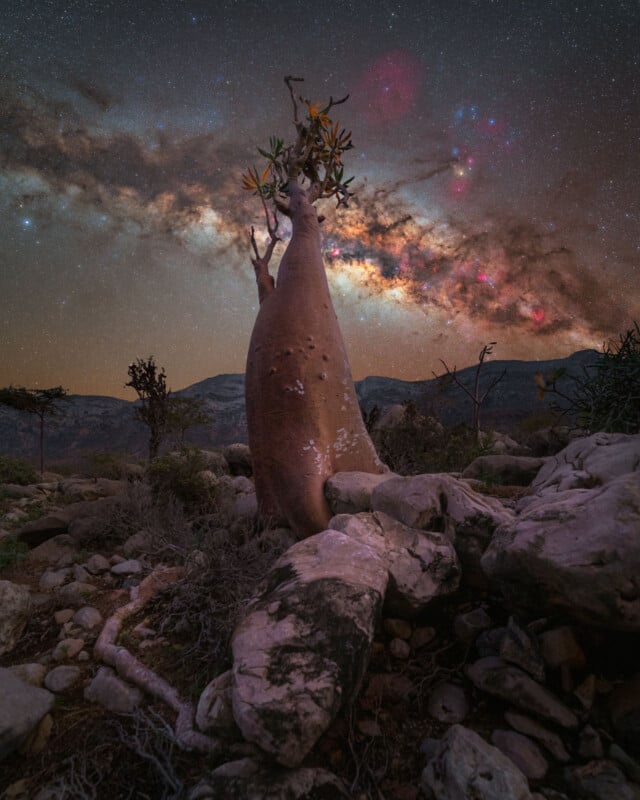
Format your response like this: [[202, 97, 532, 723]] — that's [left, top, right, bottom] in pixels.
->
[[243, 76, 385, 538]]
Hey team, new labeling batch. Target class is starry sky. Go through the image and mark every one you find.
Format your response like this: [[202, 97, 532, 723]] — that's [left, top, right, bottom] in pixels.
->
[[1, 0, 638, 399]]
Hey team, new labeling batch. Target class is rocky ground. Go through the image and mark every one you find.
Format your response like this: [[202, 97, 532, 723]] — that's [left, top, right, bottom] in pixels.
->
[[1, 434, 639, 800]]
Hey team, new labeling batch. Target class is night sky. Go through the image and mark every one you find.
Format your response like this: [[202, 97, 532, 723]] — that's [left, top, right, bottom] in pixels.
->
[[2, 0, 638, 399]]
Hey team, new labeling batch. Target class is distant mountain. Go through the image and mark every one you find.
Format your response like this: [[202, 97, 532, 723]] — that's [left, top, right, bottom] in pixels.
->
[[0, 350, 600, 465]]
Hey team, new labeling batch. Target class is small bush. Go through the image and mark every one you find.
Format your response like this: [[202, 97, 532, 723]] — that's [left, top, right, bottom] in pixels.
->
[[537, 322, 640, 434], [0, 534, 29, 571], [368, 405, 488, 474], [0, 455, 39, 485], [82, 450, 134, 480], [147, 448, 217, 508]]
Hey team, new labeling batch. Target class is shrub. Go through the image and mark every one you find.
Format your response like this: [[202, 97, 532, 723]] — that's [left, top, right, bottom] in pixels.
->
[[368, 404, 489, 474], [536, 322, 640, 434], [82, 450, 134, 480], [0, 534, 29, 571], [147, 448, 217, 508], [0, 455, 39, 485]]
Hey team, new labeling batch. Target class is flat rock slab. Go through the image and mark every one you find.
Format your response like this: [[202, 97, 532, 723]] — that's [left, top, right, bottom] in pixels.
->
[[421, 724, 533, 800], [231, 530, 388, 767], [0, 667, 55, 762], [466, 657, 578, 728], [482, 469, 640, 630]]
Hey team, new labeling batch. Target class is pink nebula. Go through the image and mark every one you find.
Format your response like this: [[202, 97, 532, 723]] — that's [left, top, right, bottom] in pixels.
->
[[354, 50, 424, 124]]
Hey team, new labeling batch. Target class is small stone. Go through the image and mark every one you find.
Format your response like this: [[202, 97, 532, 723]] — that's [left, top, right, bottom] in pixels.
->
[[8, 663, 48, 688], [44, 665, 81, 693], [492, 728, 549, 780], [389, 638, 411, 659], [85, 554, 111, 574], [409, 626, 436, 650], [427, 682, 468, 724], [39, 569, 70, 591], [77, 650, 90, 662], [504, 710, 571, 762], [564, 760, 640, 800], [111, 559, 142, 575], [0, 581, 31, 657], [110, 554, 125, 565], [57, 581, 97, 600], [52, 637, 84, 662], [579, 725, 604, 759], [499, 616, 545, 681], [383, 618, 412, 640], [19, 712, 53, 755], [54, 609, 74, 625], [538, 626, 585, 690], [72, 564, 90, 582], [453, 607, 493, 644], [84, 666, 142, 713], [72, 606, 102, 631], [575, 674, 597, 710]]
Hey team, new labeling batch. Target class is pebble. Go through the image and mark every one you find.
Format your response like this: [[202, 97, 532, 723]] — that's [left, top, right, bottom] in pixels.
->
[[453, 607, 493, 644], [44, 665, 81, 693], [111, 559, 142, 575], [427, 682, 468, 724], [53, 608, 74, 625], [383, 618, 412, 640], [389, 638, 411, 659], [52, 637, 85, 662]]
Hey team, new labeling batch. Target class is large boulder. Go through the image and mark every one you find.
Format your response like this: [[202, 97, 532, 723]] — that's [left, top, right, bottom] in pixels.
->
[[325, 471, 395, 515], [371, 473, 513, 587], [421, 724, 534, 800], [231, 530, 388, 767], [329, 511, 460, 617], [0, 668, 55, 761], [0, 580, 30, 656], [482, 433, 640, 630]]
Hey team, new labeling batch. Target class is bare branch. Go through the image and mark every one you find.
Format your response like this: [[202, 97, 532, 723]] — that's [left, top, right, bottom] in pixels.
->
[[284, 75, 304, 123]]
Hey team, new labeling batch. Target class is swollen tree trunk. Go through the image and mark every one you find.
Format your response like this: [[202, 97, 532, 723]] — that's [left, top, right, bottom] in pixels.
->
[[246, 185, 384, 537]]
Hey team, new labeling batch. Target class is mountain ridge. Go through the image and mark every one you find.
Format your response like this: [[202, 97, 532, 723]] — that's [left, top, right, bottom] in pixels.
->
[[0, 350, 600, 463]]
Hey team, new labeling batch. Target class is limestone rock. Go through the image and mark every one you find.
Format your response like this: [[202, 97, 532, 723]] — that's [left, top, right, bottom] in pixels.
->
[[0, 667, 55, 761], [482, 434, 640, 631], [231, 529, 388, 767], [466, 657, 578, 728], [325, 470, 395, 514], [44, 665, 81, 693], [421, 724, 533, 800], [196, 670, 238, 736], [8, 663, 47, 688], [0, 580, 30, 656], [564, 760, 640, 800], [504, 710, 571, 762], [84, 666, 143, 713], [491, 729, 549, 780], [371, 473, 513, 587], [427, 682, 469, 724], [329, 511, 460, 617]]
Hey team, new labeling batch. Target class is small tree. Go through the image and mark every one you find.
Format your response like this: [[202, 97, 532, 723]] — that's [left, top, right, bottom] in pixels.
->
[[165, 396, 213, 448], [0, 385, 68, 474], [126, 357, 170, 460], [535, 322, 640, 434], [437, 343, 506, 444]]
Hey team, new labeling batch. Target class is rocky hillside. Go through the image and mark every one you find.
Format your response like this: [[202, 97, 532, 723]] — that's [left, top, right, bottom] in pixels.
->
[[0, 351, 599, 463]]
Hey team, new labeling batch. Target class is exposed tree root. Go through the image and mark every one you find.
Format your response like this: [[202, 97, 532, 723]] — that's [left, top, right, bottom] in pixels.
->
[[94, 566, 220, 754]]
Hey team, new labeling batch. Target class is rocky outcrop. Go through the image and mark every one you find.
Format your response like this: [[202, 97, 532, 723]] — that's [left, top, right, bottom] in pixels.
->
[[462, 454, 547, 486], [328, 511, 460, 617], [231, 530, 388, 767], [482, 433, 640, 630], [371, 472, 513, 586]]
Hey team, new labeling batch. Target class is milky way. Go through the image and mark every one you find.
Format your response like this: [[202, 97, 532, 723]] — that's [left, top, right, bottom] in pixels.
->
[[1, 0, 638, 397]]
